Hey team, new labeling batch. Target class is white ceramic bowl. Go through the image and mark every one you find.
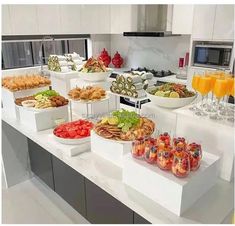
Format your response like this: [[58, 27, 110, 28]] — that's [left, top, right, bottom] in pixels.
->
[[146, 92, 197, 109], [78, 68, 112, 82], [53, 133, 90, 145]]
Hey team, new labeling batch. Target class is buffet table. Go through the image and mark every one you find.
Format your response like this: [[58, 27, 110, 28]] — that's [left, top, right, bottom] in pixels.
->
[[2, 107, 234, 224]]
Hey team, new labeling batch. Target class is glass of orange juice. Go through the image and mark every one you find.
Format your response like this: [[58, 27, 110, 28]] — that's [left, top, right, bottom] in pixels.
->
[[227, 77, 235, 123], [195, 76, 212, 116], [220, 76, 234, 116], [189, 74, 200, 111], [210, 78, 228, 120]]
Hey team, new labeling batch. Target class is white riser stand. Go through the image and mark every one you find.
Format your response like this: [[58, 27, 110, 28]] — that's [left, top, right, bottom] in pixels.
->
[[90, 130, 132, 168], [2, 86, 50, 119], [17, 105, 69, 132], [123, 152, 220, 216]]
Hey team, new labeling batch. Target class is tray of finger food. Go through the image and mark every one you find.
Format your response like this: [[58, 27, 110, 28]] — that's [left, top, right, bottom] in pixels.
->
[[78, 57, 112, 82], [93, 109, 155, 142], [68, 86, 109, 103], [2, 74, 51, 92], [15, 89, 69, 111]]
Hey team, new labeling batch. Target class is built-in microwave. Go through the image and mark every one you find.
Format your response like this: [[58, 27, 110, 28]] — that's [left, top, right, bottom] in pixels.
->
[[193, 43, 233, 69]]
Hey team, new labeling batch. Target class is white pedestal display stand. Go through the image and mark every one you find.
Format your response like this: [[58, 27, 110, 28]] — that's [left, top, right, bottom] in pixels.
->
[[141, 102, 234, 182], [90, 130, 132, 168], [49, 70, 79, 98], [2, 86, 50, 119], [123, 152, 220, 216], [17, 105, 69, 132], [69, 78, 120, 118], [174, 105, 234, 182]]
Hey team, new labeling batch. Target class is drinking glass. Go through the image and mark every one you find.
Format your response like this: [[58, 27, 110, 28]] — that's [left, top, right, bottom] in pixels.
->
[[227, 80, 235, 123], [189, 74, 201, 111], [195, 76, 211, 116], [204, 72, 218, 112], [210, 79, 228, 120], [220, 76, 234, 117], [172, 150, 190, 178]]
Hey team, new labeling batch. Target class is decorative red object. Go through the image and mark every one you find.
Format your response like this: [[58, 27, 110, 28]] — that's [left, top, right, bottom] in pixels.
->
[[98, 48, 111, 67], [112, 51, 123, 68]]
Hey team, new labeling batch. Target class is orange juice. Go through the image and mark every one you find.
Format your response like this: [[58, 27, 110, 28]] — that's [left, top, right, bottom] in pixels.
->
[[226, 77, 234, 96], [192, 75, 200, 91], [197, 77, 212, 95], [213, 79, 228, 98], [209, 75, 217, 90]]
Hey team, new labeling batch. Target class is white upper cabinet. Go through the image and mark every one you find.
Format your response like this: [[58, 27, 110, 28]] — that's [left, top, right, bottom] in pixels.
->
[[213, 5, 234, 41], [80, 5, 110, 34], [37, 5, 61, 34], [110, 5, 138, 34], [60, 5, 82, 34], [192, 5, 216, 40], [172, 5, 194, 34], [2, 5, 12, 35], [8, 5, 38, 35]]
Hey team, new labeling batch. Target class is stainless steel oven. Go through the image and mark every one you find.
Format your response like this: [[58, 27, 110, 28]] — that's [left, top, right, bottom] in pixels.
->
[[193, 43, 233, 69]]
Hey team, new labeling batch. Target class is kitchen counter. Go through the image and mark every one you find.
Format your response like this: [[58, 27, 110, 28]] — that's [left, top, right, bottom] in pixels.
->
[[2, 110, 233, 224]]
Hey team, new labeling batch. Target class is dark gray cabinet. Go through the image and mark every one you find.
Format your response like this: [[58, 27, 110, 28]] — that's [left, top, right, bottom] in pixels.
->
[[52, 156, 86, 217], [85, 179, 133, 224], [28, 139, 54, 190], [134, 212, 150, 224]]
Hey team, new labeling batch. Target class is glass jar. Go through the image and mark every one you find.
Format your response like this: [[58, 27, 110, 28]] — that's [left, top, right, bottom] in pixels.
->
[[144, 138, 157, 164], [131, 137, 146, 159], [173, 137, 187, 150], [157, 144, 173, 170], [172, 150, 190, 178], [187, 143, 202, 171], [156, 132, 171, 146]]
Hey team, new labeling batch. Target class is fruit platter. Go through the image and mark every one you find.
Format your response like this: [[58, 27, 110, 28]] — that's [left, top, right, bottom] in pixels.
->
[[68, 86, 108, 103], [78, 57, 112, 82], [146, 83, 196, 108], [15, 89, 69, 111], [93, 109, 155, 141], [53, 119, 94, 145], [131, 132, 202, 178]]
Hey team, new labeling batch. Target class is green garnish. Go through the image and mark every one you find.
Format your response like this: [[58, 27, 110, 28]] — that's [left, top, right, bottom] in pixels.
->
[[112, 109, 140, 132], [34, 89, 59, 97]]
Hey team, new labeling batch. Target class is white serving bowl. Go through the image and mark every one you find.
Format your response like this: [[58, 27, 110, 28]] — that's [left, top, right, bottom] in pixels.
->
[[146, 92, 197, 109], [78, 68, 112, 82], [53, 133, 90, 145]]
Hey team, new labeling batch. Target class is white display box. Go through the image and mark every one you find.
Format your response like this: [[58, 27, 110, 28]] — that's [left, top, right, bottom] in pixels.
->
[[174, 105, 234, 182], [17, 105, 69, 132], [2, 86, 50, 119], [90, 130, 132, 167], [48, 134, 90, 157], [123, 152, 220, 216], [49, 71, 79, 98]]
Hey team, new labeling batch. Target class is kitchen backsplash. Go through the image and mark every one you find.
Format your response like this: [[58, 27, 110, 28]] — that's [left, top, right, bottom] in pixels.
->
[[90, 34, 191, 72], [110, 34, 191, 71]]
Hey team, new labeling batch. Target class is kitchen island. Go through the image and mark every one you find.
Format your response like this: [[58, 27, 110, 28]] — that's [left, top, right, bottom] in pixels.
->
[[2, 108, 233, 224]]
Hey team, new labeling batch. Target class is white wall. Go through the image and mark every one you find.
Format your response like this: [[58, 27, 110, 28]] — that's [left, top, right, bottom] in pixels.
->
[[110, 34, 191, 71]]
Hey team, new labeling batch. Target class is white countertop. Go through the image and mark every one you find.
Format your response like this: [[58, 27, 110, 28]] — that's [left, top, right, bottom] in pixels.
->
[[1, 109, 233, 224]]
